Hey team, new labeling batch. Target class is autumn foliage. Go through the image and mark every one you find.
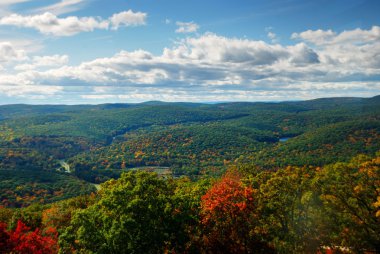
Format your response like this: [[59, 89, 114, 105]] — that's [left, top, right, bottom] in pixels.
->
[[0, 220, 58, 254], [0, 153, 378, 253], [201, 172, 254, 226], [200, 171, 272, 253]]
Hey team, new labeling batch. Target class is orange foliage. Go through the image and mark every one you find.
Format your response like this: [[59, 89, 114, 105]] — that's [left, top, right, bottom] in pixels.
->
[[200, 171, 271, 253], [201, 172, 254, 224]]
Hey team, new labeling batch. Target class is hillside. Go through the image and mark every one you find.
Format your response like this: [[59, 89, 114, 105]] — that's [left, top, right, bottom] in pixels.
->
[[0, 96, 379, 253], [0, 95, 379, 205]]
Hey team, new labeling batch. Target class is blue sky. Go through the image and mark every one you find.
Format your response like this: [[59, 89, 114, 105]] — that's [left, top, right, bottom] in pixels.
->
[[0, 0, 379, 104]]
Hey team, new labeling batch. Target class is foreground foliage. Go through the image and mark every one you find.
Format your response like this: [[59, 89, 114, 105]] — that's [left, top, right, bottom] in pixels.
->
[[0, 220, 58, 254], [0, 152, 378, 253], [200, 172, 273, 253], [59, 171, 184, 253]]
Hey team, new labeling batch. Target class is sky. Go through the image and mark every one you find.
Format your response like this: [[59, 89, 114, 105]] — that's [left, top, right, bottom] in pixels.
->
[[0, 0, 379, 104]]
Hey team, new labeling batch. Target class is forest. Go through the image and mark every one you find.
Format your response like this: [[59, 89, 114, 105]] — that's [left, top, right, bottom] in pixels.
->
[[0, 95, 379, 253]]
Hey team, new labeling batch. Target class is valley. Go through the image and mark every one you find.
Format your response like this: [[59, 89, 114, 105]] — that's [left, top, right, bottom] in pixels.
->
[[0, 96, 379, 207], [0, 96, 379, 253]]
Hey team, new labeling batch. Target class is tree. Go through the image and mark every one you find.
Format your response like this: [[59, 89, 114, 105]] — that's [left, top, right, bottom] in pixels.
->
[[169, 176, 212, 252], [0, 220, 58, 254], [59, 171, 188, 253], [316, 154, 380, 252], [200, 171, 272, 253], [9, 203, 44, 230], [41, 195, 95, 232], [256, 166, 321, 253]]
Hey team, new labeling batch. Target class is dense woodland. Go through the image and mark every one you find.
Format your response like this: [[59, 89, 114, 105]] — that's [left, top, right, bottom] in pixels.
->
[[0, 96, 379, 253]]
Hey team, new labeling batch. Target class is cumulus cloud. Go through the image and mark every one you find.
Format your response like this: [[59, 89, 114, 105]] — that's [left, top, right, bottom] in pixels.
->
[[175, 21, 199, 33], [292, 26, 380, 45], [15, 54, 69, 71], [0, 42, 27, 62], [1, 27, 379, 102], [110, 10, 147, 30], [291, 29, 335, 45], [0, 10, 147, 36], [0, 12, 108, 36], [163, 33, 290, 65], [288, 43, 319, 66]]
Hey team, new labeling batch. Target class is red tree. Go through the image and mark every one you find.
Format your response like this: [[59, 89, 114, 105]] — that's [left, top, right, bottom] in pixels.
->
[[200, 171, 272, 253], [0, 220, 58, 254]]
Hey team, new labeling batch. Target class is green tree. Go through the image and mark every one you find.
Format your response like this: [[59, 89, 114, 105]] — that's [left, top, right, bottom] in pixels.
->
[[255, 166, 322, 253], [60, 171, 188, 253], [316, 154, 380, 252]]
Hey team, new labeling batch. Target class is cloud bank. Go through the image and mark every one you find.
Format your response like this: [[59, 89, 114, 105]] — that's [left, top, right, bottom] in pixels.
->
[[0, 26, 379, 103]]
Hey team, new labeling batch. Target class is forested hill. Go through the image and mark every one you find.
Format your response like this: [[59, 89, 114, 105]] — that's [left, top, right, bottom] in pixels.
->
[[0, 95, 379, 253], [1, 95, 378, 119], [0, 95, 379, 207]]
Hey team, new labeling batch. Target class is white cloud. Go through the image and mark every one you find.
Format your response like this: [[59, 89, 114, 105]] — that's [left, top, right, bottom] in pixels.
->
[[15, 54, 69, 71], [0, 83, 62, 98], [0, 10, 147, 36], [0, 42, 27, 62], [288, 43, 319, 66], [175, 21, 199, 33], [265, 27, 278, 43], [164, 33, 289, 65], [292, 26, 380, 46], [0, 38, 45, 55], [291, 29, 335, 45], [110, 10, 147, 30], [0, 12, 108, 36], [2, 33, 336, 90], [267, 31, 276, 40], [333, 26, 380, 44], [33, 54, 69, 66], [0, 73, 62, 98], [0, 27, 379, 101], [0, 0, 31, 5]]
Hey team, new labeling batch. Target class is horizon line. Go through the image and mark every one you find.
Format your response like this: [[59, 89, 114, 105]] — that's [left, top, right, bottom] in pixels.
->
[[0, 94, 378, 106]]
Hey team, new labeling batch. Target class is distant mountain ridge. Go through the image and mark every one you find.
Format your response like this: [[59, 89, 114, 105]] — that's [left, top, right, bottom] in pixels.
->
[[0, 95, 378, 120]]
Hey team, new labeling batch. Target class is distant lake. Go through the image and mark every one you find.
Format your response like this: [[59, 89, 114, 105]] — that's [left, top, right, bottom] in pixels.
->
[[279, 137, 291, 142]]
